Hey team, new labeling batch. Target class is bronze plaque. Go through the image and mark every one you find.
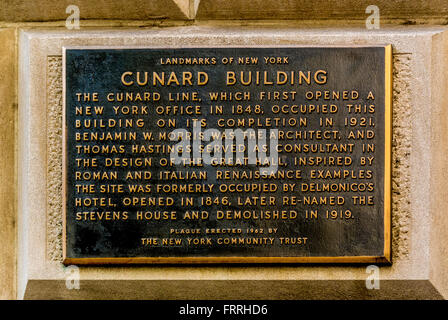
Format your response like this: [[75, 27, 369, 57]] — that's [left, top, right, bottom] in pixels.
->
[[63, 46, 392, 264]]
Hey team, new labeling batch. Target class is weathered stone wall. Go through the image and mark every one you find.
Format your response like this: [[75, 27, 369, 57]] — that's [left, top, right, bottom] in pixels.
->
[[0, 28, 16, 300], [15, 27, 448, 300], [391, 53, 412, 259], [2, 0, 448, 23], [43, 52, 412, 263]]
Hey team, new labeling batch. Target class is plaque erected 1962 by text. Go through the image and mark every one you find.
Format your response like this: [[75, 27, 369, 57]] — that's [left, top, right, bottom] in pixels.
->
[[63, 46, 392, 264]]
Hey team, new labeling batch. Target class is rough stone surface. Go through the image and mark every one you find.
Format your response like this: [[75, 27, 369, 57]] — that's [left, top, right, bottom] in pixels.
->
[[196, 0, 448, 22], [24, 280, 444, 300], [0, 28, 16, 300]]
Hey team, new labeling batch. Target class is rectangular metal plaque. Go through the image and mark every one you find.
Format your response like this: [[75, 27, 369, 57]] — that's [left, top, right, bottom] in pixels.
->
[[63, 46, 392, 264]]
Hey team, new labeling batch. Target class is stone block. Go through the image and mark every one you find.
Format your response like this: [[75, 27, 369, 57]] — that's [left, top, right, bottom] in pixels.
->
[[18, 26, 448, 299], [196, 0, 448, 22]]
